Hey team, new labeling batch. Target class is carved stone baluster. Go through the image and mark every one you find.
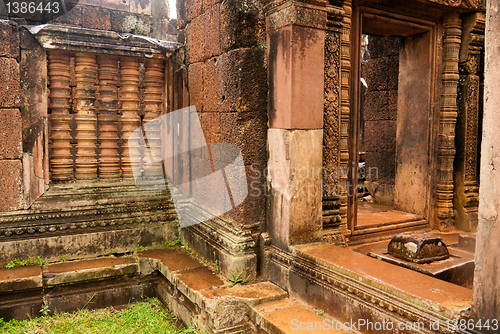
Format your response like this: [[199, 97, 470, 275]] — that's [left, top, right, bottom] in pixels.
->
[[120, 58, 141, 178], [75, 53, 98, 180], [98, 56, 120, 179], [437, 13, 462, 230], [143, 59, 164, 179], [48, 52, 73, 181]]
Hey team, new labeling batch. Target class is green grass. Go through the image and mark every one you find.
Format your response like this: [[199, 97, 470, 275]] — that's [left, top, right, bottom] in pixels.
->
[[0, 298, 197, 334]]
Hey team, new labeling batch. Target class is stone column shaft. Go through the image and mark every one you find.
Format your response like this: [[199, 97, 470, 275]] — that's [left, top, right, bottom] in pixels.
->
[[265, 0, 328, 248]]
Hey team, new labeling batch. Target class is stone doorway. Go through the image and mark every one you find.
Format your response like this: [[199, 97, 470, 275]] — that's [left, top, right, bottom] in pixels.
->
[[348, 7, 440, 243]]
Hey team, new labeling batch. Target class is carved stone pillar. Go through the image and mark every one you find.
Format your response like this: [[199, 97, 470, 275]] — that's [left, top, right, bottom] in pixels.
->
[[454, 12, 485, 232], [436, 13, 461, 230], [48, 52, 73, 181], [143, 59, 164, 179], [323, 3, 346, 245], [98, 56, 120, 179], [120, 58, 141, 178], [265, 0, 328, 249], [75, 53, 98, 180]]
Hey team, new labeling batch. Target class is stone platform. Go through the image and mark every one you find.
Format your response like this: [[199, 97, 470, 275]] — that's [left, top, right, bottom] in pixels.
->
[[0, 245, 358, 333]]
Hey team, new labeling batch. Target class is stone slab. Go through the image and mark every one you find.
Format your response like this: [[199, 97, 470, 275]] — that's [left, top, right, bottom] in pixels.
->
[[137, 247, 203, 272], [294, 243, 472, 318], [0, 265, 42, 293], [43, 257, 139, 287], [253, 299, 356, 334], [201, 281, 287, 306], [174, 266, 225, 291]]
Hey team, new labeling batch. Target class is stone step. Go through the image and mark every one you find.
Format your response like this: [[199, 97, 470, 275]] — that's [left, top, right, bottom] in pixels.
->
[[251, 298, 361, 334], [284, 243, 473, 333]]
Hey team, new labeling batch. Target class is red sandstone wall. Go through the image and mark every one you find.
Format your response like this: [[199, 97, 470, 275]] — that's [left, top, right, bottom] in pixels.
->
[[177, 0, 268, 227], [361, 36, 399, 185]]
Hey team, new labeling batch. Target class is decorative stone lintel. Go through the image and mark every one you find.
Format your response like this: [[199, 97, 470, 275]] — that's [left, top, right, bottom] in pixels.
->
[[28, 25, 178, 59], [424, 0, 484, 11], [265, 0, 329, 31]]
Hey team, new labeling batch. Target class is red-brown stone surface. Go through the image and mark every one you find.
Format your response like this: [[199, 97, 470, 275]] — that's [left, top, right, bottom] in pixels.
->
[[186, 0, 202, 22], [0, 109, 22, 159], [204, 4, 221, 59], [188, 62, 204, 111], [203, 57, 221, 111], [0, 21, 19, 59], [220, 0, 265, 52], [218, 48, 267, 112], [0, 160, 23, 211], [82, 6, 112, 31], [185, 4, 221, 64], [0, 58, 21, 108]]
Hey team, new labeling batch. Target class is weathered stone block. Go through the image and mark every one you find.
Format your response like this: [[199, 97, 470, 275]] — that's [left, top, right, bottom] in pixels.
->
[[23, 153, 44, 209], [0, 20, 19, 59], [364, 120, 396, 153], [364, 150, 396, 183], [363, 57, 390, 91], [198, 111, 267, 165], [185, 21, 203, 64], [0, 160, 23, 212], [82, 6, 111, 31], [79, 0, 129, 11], [267, 129, 323, 248], [203, 3, 221, 59], [367, 35, 401, 58], [203, 0, 223, 11], [188, 62, 204, 111], [0, 109, 22, 159], [52, 6, 83, 26], [388, 232, 450, 263], [268, 25, 324, 129], [220, 0, 265, 52], [129, 0, 152, 15], [186, 0, 202, 22], [0, 58, 20, 108], [218, 47, 267, 112], [225, 164, 266, 224], [110, 12, 152, 35], [185, 5, 221, 64], [363, 91, 397, 121], [203, 57, 221, 111]]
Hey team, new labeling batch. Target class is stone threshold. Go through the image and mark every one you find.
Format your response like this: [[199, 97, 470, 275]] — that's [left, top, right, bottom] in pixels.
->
[[0, 246, 354, 333], [289, 243, 473, 333]]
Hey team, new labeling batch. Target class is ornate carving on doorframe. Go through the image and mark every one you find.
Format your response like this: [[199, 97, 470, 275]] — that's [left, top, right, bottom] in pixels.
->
[[323, 2, 346, 245], [454, 12, 485, 232], [436, 13, 462, 231], [338, 0, 351, 238]]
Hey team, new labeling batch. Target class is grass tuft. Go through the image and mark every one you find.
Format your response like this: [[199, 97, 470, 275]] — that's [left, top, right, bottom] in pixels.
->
[[0, 298, 197, 334]]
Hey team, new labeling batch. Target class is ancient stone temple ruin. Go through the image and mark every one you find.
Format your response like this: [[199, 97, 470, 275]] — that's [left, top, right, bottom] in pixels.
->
[[1, 0, 499, 332]]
